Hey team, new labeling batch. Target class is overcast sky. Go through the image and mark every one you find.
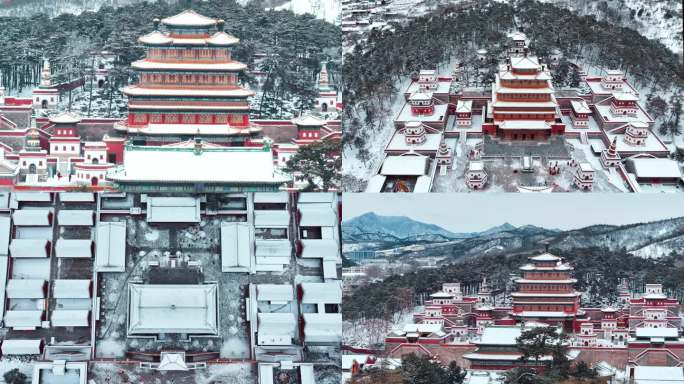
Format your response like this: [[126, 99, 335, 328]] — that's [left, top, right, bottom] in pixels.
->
[[343, 194, 684, 232]]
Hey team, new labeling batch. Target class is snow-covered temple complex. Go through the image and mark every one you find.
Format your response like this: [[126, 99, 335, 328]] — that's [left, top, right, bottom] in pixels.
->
[[0, 9, 340, 193], [0, 191, 342, 383], [364, 30, 683, 193], [380, 252, 684, 375]]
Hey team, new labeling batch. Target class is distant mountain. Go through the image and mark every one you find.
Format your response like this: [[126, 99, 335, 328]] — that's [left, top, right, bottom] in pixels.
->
[[343, 214, 684, 260], [342, 212, 460, 240]]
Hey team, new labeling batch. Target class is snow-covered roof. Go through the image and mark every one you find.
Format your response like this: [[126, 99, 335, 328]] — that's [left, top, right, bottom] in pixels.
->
[[138, 31, 173, 45], [256, 284, 293, 303], [299, 192, 335, 203], [57, 210, 94, 226], [254, 210, 290, 228], [132, 59, 247, 72], [0, 215, 10, 256], [257, 312, 296, 346], [301, 239, 339, 260], [146, 196, 201, 223], [255, 240, 291, 258], [221, 222, 252, 273], [635, 327, 678, 339], [299, 365, 315, 384], [0, 339, 42, 355], [386, 130, 441, 153], [498, 120, 551, 130], [51, 310, 90, 327], [299, 203, 336, 227], [9, 239, 49, 258], [456, 100, 472, 113], [402, 323, 444, 335], [59, 192, 94, 203], [300, 281, 342, 305], [3, 310, 43, 328], [579, 162, 594, 172], [53, 279, 91, 299], [55, 239, 93, 259], [13, 192, 51, 202], [408, 92, 432, 101], [6, 279, 45, 299], [571, 100, 591, 114], [613, 92, 639, 102], [95, 222, 126, 272], [530, 252, 561, 261], [380, 155, 429, 176], [633, 366, 684, 384], [128, 283, 219, 335], [303, 313, 342, 343], [49, 112, 81, 124], [161, 10, 217, 27], [109, 146, 289, 186], [206, 32, 240, 45], [468, 161, 484, 172], [123, 85, 254, 98], [12, 209, 51, 226], [627, 158, 682, 179], [158, 352, 189, 371], [510, 56, 541, 70], [293, 114, 326, 127], [0, 257, 7, 320], [254, 193, 288, 204], [419, 69, 436, 75]]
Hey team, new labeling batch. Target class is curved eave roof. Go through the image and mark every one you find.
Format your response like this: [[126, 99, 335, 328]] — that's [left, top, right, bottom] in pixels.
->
[[207, 32, 240, 46], [122, 85, 254, 98], [49, 112, 82, 124], [161, 10, 217, 28], [131, 60, 247, 72], [138, 31, 173, 45]]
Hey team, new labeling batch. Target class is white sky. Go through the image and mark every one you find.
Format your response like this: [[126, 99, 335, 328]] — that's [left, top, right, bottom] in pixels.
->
[[343, 194, 684, 232]]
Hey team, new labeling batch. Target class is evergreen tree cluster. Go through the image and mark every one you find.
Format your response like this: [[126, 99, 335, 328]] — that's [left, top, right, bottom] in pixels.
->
[[344, 247, 684, 322]]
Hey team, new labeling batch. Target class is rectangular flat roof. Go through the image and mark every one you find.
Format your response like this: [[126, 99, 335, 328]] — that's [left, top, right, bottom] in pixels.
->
[[57, 210, 94, 226], [51, 310, 90, 327], [128, 283, 219, 335], [6, 279, 45, 298], [53, 279, 91, 299], [12, 209, 51, 226], [146, 196, 201, 223], [95, 222, 126, 272], [381, 156, 429, 176], [301, 239, 339, 260], [256, 284, 293, 303], [9, 239, 49, 258], [0, 215, 9, 256], [257, 312, 296, 346], [635, 327, 678, 338], [298, 192, 335, 203], [221, 222, 252, 272], [299, 203, 336, 227], [14, 192, 51, 202], [628, 158, 682, 179], [253, 193, 288, 203], [3, 310, 43, 328], [0, 339, 42, 355], [254, 210, 290, 228], [303, 313, 342, 344], [59, 192, 95, 203], [55, 239, 93, 258], [300, 282, 342, 305]]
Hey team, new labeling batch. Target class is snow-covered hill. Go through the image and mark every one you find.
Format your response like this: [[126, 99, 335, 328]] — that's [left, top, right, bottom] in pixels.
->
[[270, 0, 340, 24], [0, 0, 164, 17], [540, 0, 683, 55]]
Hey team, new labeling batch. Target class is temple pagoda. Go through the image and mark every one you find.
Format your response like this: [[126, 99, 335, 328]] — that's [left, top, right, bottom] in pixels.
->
[[483, 55, 565, 140], [511, 253, 583, 331], [115, 10, 260, 145]]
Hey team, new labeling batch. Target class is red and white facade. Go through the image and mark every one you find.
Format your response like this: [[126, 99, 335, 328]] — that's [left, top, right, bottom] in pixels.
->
[[114, 10, 260, 144], [408, 92, 434, 115], [570, 100, 590, 128], [600, 136, 621, 168], [484, 56, 565, 140], [455, 100, 472, 127], [465, 161, 487, 190], [510, 253, 582, 331], [573, 162, 594, 191], [32, 59, 59, 110]]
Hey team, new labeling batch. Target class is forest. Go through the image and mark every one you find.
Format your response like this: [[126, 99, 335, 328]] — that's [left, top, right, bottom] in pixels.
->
[[0, 0, 341, 116], [342, 0, 684, 155], [343, 246, 684, 322]]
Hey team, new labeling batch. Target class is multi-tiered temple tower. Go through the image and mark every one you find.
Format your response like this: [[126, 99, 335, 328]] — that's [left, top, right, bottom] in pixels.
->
[[115, 10, 260, 145], [511, 253, 583, 331], [483, 55, 565, 140]]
